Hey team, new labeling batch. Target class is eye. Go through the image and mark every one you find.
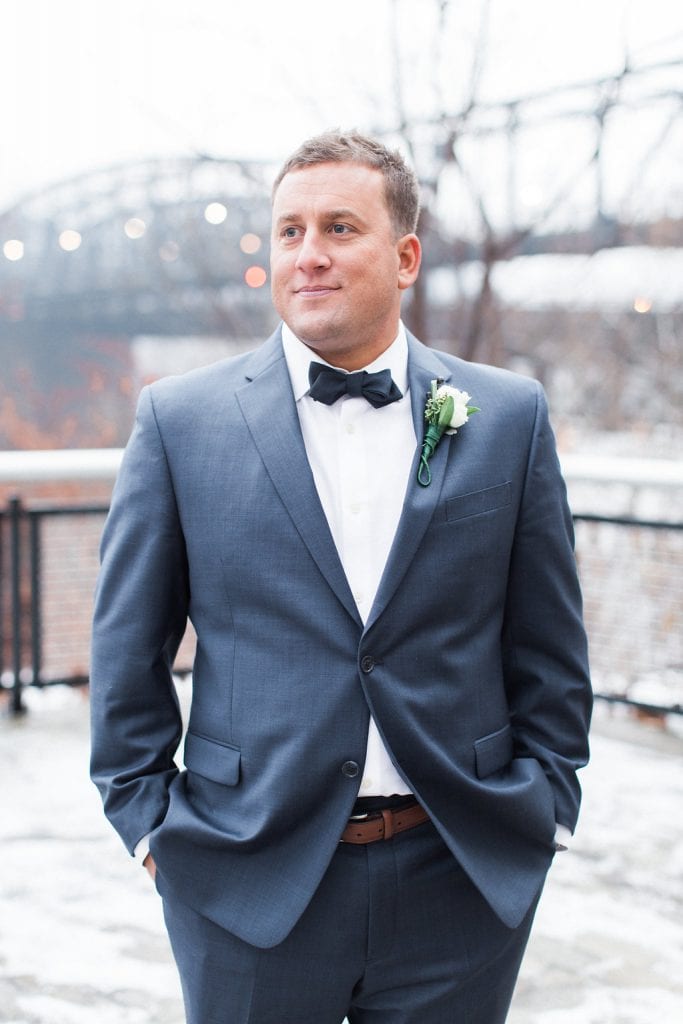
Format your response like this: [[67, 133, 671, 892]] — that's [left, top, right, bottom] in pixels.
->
[[330, 223, 351, 234], [282, 226, 299, 238]]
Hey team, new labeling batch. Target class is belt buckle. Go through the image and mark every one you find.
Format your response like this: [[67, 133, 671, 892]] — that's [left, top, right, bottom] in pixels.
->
[[349, 812, 370, 821]]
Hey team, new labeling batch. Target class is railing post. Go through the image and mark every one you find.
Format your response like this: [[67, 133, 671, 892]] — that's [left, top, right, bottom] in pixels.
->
[[9, 495, 26, 715], [0, 508, 4, 686], [29, 512, 42, 687]]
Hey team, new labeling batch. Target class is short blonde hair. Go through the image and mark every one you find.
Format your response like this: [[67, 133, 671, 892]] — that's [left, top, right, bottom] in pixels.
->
[[272, 130, 420, 237]]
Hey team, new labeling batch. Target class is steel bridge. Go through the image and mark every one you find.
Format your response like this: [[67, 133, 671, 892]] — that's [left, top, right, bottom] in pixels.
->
[[0, 155, 277, 342], [2, 153, 681, 344]]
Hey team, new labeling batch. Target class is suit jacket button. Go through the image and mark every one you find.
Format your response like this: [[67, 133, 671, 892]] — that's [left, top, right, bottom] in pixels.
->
[[341, 761, 360, 778], [360, 656, 375, 673]]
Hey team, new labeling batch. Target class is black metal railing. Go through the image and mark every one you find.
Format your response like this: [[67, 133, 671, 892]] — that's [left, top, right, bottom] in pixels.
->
[[1, 498, 106, 712], [2, 496, 682, 717], [1, 494, 201, 715]]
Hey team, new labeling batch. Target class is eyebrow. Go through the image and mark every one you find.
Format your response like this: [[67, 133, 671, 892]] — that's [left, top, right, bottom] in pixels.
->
[[325, 208, 363, 223], [274, 207, 365, 229]]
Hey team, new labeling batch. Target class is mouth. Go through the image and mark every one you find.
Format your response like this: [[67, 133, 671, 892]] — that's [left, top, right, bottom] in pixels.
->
[[295, 285, 340, 297]]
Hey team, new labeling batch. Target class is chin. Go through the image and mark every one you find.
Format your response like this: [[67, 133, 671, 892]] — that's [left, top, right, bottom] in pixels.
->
[[292, 318, 344, 350]]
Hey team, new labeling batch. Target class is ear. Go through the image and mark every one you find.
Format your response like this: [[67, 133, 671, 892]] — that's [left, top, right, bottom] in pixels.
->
[[397, 234, 422, 291]]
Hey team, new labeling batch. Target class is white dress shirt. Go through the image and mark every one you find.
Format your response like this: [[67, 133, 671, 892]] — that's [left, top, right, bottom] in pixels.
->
[[282, 322, 414, 796]]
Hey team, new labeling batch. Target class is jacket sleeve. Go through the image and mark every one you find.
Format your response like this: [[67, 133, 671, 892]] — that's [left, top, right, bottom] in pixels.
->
[[90, 385, 188, 854], [502, 383, 592, 833]]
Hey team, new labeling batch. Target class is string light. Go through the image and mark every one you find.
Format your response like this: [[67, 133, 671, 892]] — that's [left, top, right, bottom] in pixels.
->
[[159, 241, 180, 262], [124, 217, 147, 239], [3, 239, 24, 261], [59, 229, 82, 252], [240, 233, 261, 254], [633, 297, 652, 314], [244, 265, 267, 288], [205, 202, 227, 225]]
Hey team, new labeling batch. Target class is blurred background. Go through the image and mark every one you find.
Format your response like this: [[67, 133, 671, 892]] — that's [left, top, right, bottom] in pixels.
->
[[0, 4, 682, 1020], [0, 0, 681, 452], [1, 0, 682, 711]]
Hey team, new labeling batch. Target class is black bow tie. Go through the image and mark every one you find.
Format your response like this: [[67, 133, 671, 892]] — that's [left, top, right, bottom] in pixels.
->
[[308, 362, 403, 409]]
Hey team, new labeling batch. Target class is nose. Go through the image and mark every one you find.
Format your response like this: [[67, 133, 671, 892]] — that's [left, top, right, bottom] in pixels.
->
[[295, 229, 331, 273]]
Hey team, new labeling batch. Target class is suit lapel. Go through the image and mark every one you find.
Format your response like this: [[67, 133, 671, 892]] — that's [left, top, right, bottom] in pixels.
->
[[237, 330, 460, 632], [365, 335, 454, 631], [236, 332, 362, 626]]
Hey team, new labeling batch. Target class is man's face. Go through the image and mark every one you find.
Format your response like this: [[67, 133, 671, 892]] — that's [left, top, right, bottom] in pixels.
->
[[270, 161, 420, 370]]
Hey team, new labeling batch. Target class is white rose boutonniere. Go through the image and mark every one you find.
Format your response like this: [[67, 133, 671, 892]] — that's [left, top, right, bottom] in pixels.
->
[[417, 379, 480, 486]]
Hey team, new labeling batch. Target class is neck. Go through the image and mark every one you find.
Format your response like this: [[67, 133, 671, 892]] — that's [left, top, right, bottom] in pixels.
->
[[305, 331, 399, 373]]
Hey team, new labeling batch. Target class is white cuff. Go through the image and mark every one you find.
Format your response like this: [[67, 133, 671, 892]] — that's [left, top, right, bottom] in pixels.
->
[[553, 823, 572, 851], [134, 833, 152, 863]]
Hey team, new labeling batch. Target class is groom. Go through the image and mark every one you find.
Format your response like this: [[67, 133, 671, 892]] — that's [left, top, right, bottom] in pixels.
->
[[90, 130, 592, 1023]]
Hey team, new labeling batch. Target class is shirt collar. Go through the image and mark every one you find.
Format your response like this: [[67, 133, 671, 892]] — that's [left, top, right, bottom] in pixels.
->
[[281, 322, 409, 403]]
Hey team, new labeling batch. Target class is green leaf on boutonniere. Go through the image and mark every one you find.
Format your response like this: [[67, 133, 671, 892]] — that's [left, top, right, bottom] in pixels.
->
[[417, 379, 479, 487]]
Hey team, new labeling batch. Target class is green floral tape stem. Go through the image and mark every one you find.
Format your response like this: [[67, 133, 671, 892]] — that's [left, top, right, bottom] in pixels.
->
[[417, 379, 479, 488]]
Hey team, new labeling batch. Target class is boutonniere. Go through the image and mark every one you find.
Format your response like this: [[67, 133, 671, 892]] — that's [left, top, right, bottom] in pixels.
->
[[417, 379, 480, 487]]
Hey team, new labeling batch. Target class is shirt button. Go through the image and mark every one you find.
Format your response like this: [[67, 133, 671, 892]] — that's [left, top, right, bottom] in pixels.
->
[[341, 761, 360, 778], [361, 777, 373, 790], [360, 656, 375, 674], [345, 422, 356, 435]]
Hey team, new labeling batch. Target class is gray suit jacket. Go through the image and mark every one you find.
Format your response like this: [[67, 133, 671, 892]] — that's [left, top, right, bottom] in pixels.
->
[[90, 328, 592, 948]]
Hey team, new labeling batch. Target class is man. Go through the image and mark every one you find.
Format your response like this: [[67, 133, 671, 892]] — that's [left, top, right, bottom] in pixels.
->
[[90, 130, 592, 1023]]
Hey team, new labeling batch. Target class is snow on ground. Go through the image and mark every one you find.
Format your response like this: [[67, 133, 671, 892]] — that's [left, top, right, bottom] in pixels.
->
[[1, 684, 681, 1023]]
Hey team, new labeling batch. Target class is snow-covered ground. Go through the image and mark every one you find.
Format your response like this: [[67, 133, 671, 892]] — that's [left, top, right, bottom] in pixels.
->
[[1, 684, 681, 1024]]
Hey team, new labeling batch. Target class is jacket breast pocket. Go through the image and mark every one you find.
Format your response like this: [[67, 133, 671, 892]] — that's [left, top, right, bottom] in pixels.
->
[[446, 482, 511, 524], [184, 730, 241, 786], [474, 723, 514, 778]]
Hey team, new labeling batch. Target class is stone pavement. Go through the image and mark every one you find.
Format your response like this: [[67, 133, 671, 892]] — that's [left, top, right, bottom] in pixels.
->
[[1, 684, 682, 1023]]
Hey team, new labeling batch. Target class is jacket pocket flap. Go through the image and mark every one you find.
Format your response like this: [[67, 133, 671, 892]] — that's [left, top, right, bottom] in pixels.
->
[[474, 724, 514, 778], [184, 731, 241, 786], [446, 482, 511, 523]]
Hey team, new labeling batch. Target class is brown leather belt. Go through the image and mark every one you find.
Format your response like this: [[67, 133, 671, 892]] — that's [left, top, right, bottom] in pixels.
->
[[340, 800, 430, 844]]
